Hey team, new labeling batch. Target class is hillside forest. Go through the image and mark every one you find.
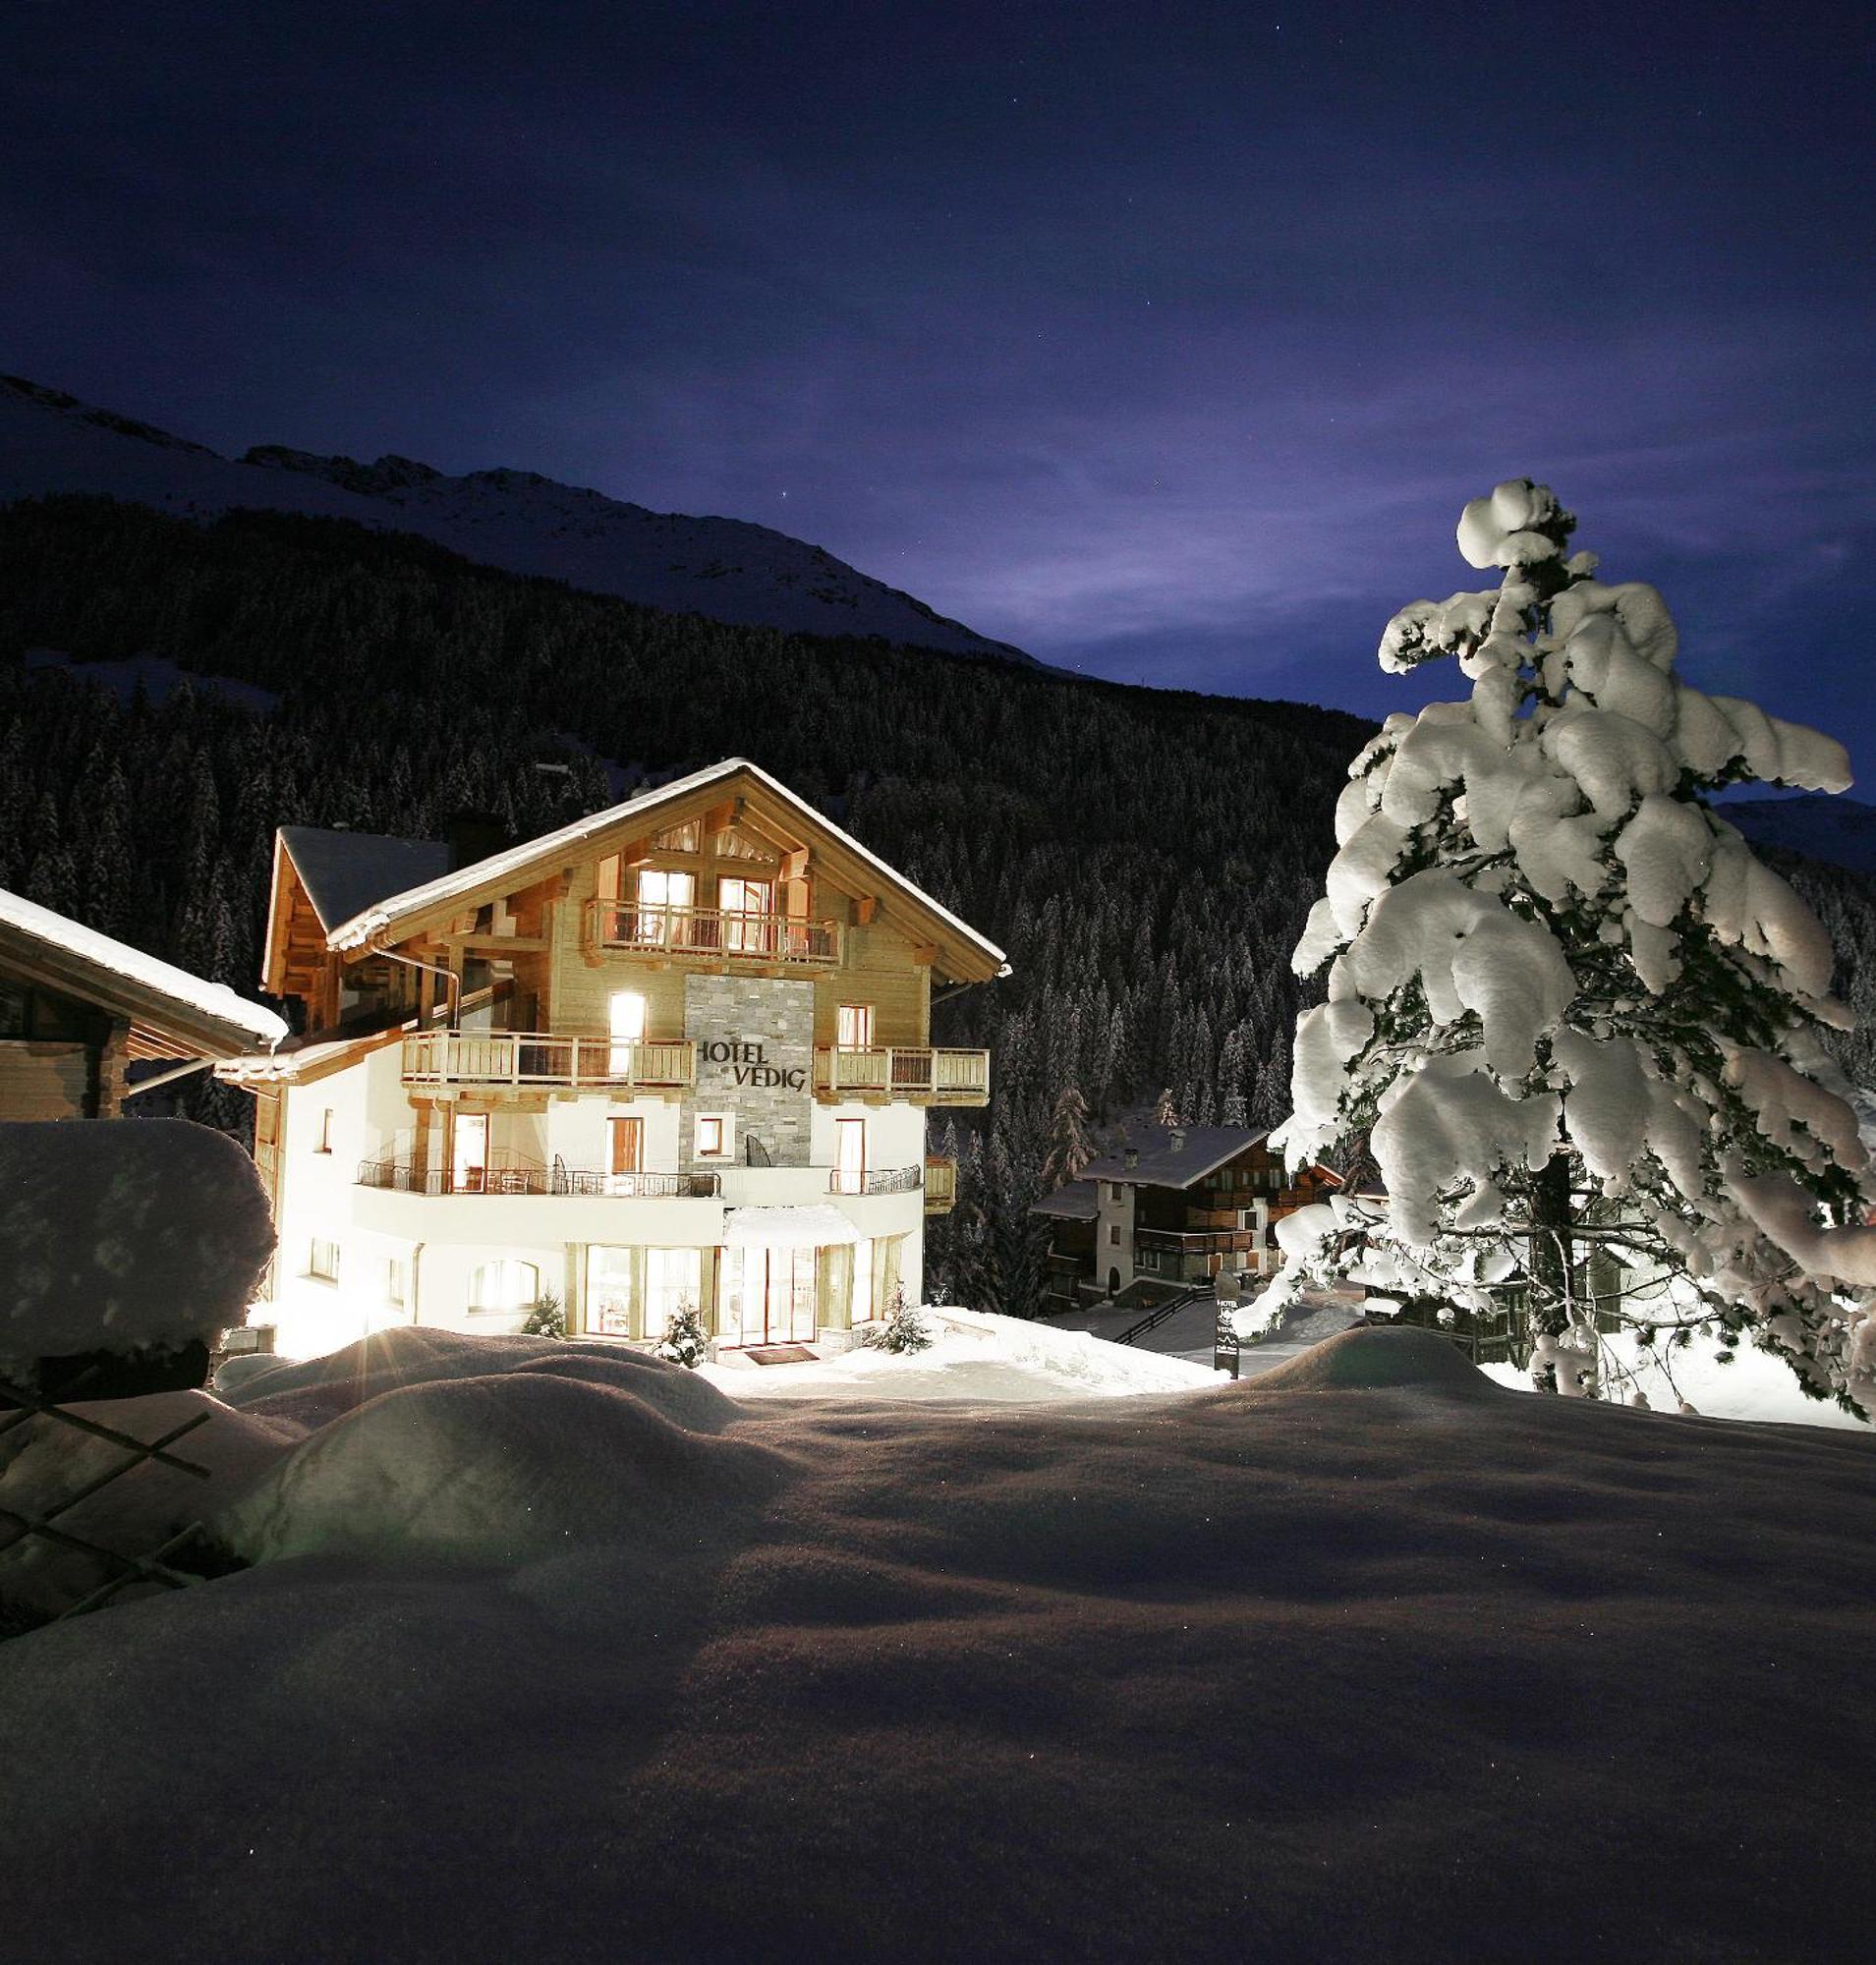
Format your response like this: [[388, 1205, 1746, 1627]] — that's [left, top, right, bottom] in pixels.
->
[[6, 495, 1876, 1315]]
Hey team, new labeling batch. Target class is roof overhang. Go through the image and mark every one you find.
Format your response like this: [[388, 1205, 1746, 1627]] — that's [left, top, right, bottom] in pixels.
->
[[0, 888, 287, 1059]]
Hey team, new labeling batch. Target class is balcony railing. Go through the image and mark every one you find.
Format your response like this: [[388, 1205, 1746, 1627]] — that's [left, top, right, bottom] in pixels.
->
[[1134, 1226, 1260, 1257], [924, 1155, 957, 1214], [828, 1163, 923, 1197], [585, 901, 842, 967], [358, 1157, 720, 1199], [813, 1046, 991, 1104], [402, 1031, 695, 1093]]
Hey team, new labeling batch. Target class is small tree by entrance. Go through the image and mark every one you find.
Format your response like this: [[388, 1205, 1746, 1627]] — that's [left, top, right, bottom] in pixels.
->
[[655, 1299, 710, 1370]]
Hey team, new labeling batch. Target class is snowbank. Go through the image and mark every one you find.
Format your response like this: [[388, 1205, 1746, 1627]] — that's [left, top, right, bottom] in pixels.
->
[[1, 1325, 1872, 1962], [0, 1120, 274, 1373]]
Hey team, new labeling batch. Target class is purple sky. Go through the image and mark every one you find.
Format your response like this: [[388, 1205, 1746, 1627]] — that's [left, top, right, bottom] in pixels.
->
[[4, 3, 1873, 773]]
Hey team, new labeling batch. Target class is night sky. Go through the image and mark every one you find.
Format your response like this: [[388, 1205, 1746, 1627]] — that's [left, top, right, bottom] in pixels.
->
[[3, 3, 1873, 774]]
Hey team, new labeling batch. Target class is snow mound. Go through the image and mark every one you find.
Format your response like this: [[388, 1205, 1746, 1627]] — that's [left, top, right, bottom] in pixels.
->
[[219, 1363, 785, 1567], [1245, 1324, 1498, 1396], [701, 1307, 1220, 1404], [0, 1120, 274, 1372], [225, 1323, 737, 1434]]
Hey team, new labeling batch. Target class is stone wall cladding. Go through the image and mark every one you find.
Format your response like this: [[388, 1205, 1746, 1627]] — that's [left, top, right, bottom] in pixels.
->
[[682, 974, 816, 1168]]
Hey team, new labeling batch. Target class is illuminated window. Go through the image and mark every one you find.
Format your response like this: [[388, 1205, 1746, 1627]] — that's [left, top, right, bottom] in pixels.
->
[[836, 1003, 875, 1049], [654, 819, 701, 852], [468, 1259, 540, 1314], [314, 1109, 333, 1153], [696, 1113, 728, 1158], [309, 1238, 340, 1281], [384, 1258, 407, 1308]]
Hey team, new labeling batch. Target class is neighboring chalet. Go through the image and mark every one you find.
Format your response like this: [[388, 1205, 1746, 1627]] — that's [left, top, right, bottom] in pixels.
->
[[0, 884, 287, 1118], [220, 759, 1004, 1360], [1033, 1123, 1342, 1314]]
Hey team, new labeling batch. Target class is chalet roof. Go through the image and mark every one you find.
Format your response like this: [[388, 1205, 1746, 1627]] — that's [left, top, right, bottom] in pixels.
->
[[1028, 1179, 1099, 1221], [216, 1024, 407, 1085], [321, 758, 1009, 983], [277, 826, 452, 934], [1081, 1124, 1271, 1191], [0, 884, 288, 1057]]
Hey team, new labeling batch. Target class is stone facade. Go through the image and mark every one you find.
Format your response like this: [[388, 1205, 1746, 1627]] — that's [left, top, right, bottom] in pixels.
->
[[681, 974, 815, 1168]]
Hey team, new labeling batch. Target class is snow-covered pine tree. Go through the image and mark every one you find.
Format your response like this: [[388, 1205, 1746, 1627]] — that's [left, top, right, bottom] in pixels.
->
[[654, 1298, 709, 1369], [1277, 479, 1876, 1416], [860, 1283, 934, 1354], [1040, 1086, 1097, 1189], [1153, 1087, 1180, 1129]]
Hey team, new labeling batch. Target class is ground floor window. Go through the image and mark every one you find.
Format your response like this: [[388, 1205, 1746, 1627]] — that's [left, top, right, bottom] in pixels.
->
[[586, 1245, 703, 1341], [469, 1258, 540, 1314]]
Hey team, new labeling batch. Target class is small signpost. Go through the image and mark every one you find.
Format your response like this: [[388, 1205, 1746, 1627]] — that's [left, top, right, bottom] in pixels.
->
[[1214, 1304, 1241, 1379]]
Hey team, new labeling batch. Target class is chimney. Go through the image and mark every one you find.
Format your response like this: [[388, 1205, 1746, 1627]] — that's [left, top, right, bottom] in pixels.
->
[[1123, 1147, 1139, 1170], [1170, 1128, 1186, 1152]]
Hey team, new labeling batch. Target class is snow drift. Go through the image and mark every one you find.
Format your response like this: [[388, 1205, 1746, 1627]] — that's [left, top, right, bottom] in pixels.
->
[[1, 1326, 1871, 1961]]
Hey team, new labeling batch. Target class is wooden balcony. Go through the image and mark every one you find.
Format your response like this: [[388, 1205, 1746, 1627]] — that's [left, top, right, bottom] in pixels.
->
[[813, 1045, 991, 1106], [584, 900, 842, 967], [402, 1030, 694, 1094], [924, 1155, 957, 1215]]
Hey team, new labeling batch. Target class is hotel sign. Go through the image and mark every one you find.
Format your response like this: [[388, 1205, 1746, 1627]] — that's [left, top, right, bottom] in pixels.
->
[[700, 1039, 807, 1092]]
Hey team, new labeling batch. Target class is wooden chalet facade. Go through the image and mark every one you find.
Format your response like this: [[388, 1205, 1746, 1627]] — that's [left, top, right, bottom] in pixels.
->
[[222, 759, 1004, 1361], [0, 885, 286, 1119], [1033, 1124, 1343, 1313]]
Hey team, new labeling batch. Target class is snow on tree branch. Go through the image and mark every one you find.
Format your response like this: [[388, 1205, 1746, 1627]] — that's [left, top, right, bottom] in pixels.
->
[[1277, 479, 1876, 1416]]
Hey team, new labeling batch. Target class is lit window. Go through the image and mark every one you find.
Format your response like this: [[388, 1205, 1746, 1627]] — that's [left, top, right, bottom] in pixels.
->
[[696, 1114, 728, 1158], [315, 1109, 333, 1153], [836, 1004, 875, 1049], [384, 1258, 407, 1308], [309, 1238, 340, 1281], [468, 1259, 540, 1314]]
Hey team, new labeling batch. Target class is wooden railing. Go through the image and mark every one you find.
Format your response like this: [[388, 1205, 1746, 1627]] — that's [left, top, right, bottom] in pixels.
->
[[401, 1031, 694, 1092], [358, 1157, 720, 1199], [828, 1163, 923, 1197], [813, 1046, 991, 1103], [585, 901, 842, 966], [924, 1155, 957, 1214]]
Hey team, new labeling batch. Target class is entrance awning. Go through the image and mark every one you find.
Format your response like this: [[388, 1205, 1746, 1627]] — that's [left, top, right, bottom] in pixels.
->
[[722, 1204, 860, 1249]]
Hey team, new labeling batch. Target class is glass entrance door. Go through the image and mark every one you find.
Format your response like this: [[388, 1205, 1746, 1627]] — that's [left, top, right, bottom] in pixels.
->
[[733, 1246, 819, 1345]]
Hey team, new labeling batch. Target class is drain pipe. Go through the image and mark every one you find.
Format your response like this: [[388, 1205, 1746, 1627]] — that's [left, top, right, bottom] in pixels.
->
[[123, 1055, 217, 1100], [375, 945, 461, 1023]]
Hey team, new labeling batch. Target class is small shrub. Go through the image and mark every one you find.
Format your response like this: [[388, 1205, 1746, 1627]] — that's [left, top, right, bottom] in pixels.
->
[[655, 1299, 709, 1369], [861, 1285, 934, 1355], [522, 1291, 566, 1338]]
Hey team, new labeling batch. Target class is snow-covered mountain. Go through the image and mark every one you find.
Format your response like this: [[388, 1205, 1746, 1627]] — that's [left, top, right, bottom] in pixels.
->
[[0, 375, 1032, 661]]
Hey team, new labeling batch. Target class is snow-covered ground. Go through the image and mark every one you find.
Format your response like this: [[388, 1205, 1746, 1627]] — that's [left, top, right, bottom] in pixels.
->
[[700, 1307, 1220, 1403], [2, 1321, 1871, 1961]]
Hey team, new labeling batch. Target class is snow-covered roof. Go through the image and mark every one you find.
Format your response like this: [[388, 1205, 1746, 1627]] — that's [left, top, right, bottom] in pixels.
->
[[0, 884, 287, 1053], [277, 826, 452, 933], [1081, 1124, 1271, 1190], [1029, 1180, 1100, 1220], [216, 1025, 407, 1085], [722, 1204, 859, 1248], [322, 758, 1009, 981]]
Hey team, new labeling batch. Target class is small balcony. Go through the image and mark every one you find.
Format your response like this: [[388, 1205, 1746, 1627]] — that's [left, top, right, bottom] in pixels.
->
[[924, 1155, 957, 1215], [402, 1030, 694, 1095], [585, 901, 842, 968], [827, 1163, 923, 1198], [813, 1045, 991, 1106], [357, 1157, 721, 1199]]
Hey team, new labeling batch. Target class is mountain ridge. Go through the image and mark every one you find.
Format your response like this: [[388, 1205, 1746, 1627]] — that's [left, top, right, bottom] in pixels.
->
[[0, 374, 1034, 663]]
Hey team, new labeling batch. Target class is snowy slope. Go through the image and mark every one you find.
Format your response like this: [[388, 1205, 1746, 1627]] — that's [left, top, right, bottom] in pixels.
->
[[0, 375, 1032, 660], [1724, 793, 1876, 876]]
